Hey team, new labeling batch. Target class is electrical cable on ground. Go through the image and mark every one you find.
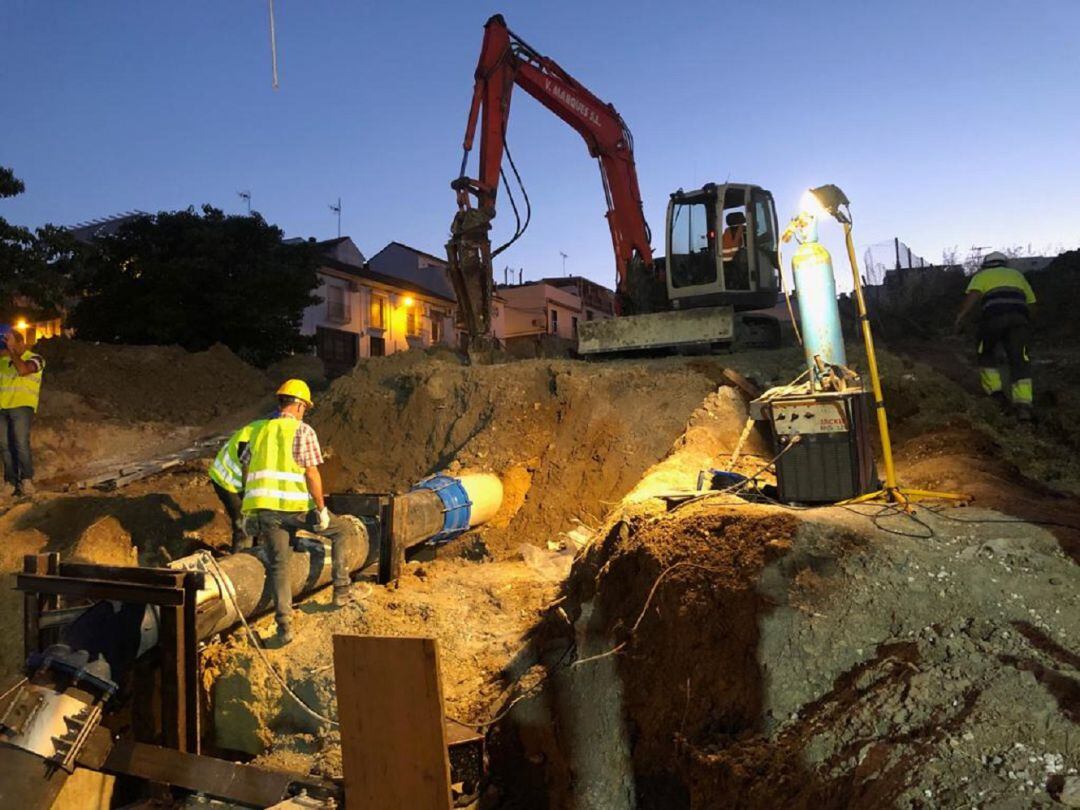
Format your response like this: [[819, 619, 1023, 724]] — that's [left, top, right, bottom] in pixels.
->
[[447, 642, 575, 731], [923, 506, 1080, 533], [202, 552, 339, 728], [671, 438, 802, 514], [572, 562, 727, 667]]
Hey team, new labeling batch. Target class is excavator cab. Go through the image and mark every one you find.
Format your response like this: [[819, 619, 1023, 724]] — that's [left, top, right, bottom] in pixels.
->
[[665, 183, 780, 311]]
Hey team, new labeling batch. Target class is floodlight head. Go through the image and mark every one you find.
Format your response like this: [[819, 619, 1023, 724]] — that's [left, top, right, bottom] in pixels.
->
[[808, 184, 851, 224]]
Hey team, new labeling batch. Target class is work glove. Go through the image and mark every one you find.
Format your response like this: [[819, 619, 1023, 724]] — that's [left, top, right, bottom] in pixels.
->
[[315, 506, 331, 531]]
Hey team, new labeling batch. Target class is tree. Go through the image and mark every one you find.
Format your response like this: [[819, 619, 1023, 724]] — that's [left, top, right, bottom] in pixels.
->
[[0, 167, 26, 198], [0, 166, 80, 320], [71, 206, 320, 366]]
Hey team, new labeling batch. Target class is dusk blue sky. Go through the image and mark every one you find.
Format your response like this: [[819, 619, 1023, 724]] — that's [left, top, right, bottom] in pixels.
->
[[3, 1, 1078, 291]]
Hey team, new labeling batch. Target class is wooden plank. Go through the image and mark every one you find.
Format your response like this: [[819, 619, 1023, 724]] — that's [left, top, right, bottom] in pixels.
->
[[333, 635, 452, 810], [181, 574, 201, 754], [91, 741, 338, 808]]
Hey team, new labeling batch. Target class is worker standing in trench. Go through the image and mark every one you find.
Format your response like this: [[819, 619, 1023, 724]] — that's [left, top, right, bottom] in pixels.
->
[[0, 327, 45, 499], [239, 379, 355, 645], [954, 251, 1037, 421]]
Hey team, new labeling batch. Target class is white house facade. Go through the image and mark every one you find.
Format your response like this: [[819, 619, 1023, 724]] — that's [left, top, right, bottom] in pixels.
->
[[300, 238, 457, 373]]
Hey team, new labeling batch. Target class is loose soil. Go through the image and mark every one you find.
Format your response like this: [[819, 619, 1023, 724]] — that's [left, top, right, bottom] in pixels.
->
[[310, 348, 796, 559], [31, 339, 276, 485], [1, 340, 1078, 809], [211, 349, 797, 776]]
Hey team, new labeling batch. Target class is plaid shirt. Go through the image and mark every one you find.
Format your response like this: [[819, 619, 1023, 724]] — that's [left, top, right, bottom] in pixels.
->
[[292, 422, 324, 468], [240, 418, 324, 469]]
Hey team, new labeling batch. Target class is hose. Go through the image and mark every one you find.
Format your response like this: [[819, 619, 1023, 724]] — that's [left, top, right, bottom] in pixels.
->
[[777, 240, 803, 346], [201, 552, 339, 728]]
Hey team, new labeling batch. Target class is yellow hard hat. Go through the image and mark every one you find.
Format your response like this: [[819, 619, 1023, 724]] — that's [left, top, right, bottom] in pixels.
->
[[276, 379, 312, 407]]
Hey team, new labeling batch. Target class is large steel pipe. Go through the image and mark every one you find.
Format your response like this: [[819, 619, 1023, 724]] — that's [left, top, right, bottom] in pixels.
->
[[182, 516, 375, 640]]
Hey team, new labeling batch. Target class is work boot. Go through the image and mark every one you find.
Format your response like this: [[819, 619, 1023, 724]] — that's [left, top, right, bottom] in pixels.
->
[[275, 624, 294, 646], [18, 480, 35, 497], [1014, 404, 1034, 423], [990, 392, 1009, 411], [332, 587, 351, 608]]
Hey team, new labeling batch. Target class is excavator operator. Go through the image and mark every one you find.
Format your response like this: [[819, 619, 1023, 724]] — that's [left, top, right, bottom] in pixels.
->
[[722, 211, 749, 290]]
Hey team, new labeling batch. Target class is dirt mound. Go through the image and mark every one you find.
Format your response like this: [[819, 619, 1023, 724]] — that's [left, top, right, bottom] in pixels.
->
[[26, 339, 274, 483], [312, 352, 786, 558], [38, 339, 272, 424], [202, 351, 798, 779], [488, 497, 1080, 808]]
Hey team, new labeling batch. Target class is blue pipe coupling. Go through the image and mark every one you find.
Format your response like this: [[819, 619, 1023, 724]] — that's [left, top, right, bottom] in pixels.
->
[[412, 474, 474, 544], [410, 472, 504, 545]]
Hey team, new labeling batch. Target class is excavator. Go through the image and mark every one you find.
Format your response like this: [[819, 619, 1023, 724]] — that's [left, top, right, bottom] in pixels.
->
[[446, 14, 783, 354]]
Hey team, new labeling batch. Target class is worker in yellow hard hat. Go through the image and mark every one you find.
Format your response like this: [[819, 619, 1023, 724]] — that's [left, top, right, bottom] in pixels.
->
[[238, 379, 358, 645], [955, 251, 1037, 421]]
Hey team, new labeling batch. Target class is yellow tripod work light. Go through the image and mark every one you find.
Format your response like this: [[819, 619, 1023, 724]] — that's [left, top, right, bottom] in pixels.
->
[[803, 184, 968, 510]]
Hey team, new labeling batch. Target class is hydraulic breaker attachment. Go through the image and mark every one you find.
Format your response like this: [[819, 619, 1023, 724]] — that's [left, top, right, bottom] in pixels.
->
[[445, 204, 495, 351]]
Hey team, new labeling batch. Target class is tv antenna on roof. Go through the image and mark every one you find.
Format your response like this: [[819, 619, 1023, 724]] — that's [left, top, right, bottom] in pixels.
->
[[969, 245, 991, 268], [329, 198, 342, 238], [238, 190, 252, 215], [559, 251, 568, 276]]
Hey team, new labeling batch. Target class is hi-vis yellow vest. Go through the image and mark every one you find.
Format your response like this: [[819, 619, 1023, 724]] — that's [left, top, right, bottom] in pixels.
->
[[241, 417, 315, 514], [209, 419, 267, 495], [0, 351, 44, 411]]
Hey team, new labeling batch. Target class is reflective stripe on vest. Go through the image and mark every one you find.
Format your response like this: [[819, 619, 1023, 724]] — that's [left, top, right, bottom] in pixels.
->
[[0, 352, 44, 411], [209, 419, 267, 494], [241, 417, 315, 513], [981, 287, 1028, 317]]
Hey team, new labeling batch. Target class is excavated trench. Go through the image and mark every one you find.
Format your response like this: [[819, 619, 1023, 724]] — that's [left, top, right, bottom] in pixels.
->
[[9, 347, 1075, 809], [205, 351, 789, 774], [209, 349, 1080, 809], [480, 496, 1080, 809]]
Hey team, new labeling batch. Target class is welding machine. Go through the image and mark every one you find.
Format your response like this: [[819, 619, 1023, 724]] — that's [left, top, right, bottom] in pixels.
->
[[752, 387, 878, 504]]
